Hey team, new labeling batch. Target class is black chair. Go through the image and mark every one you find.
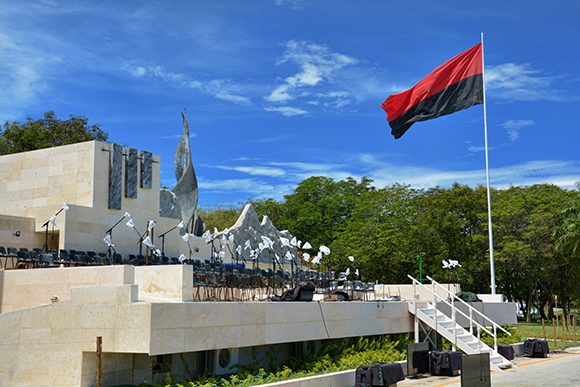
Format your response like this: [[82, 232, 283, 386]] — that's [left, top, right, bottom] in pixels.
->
[[328, 281, 338, 292], [97, 252, 108, 265], [225, 274, 240, 301], [112, 253, 123, 265], [71, 254, 87, 265], [15, 250, 33, 269], [39, 253, 58, 268], [86, 251, 96, 264], [0, 246, 9, 268]]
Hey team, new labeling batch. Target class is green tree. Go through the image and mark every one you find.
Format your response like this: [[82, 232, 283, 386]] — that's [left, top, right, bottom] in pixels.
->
[[494, 185, 573, 320], [0, 111, 108, 155], [272, 176, 374, 251], [198, 208, 241, 231], [331, 184, 420, 283]]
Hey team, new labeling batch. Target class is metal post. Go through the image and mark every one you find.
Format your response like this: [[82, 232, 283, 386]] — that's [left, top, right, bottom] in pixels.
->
[[417, 253, 424, 283], [452, 296, 456, 351], [481, 31, 497, 295], [469, 308, 474, 335], [96, 336, 102, 387], [432, 280, 438, 336], [542, 318, 546, 340], [413, 280, 419, 343], [43, 222, 49, 252], [493, 325, 497, 352]]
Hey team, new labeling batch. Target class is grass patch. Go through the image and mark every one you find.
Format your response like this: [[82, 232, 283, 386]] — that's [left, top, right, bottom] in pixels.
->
[[514, 321, 579, 341]]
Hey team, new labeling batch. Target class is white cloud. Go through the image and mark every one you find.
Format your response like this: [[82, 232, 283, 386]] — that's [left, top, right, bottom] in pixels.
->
[[215, 165, 286, 177], [160, 133, 197, 140], [264, 106, 308, 116], [486, 63, 569, 102], [363, 159, 580, 190], [500, 119, 535, 141], [266, 161, 354, 182], [264, 40, 356, 111], [199, 156, 580, 201], [252, 134, 294, 144], [231, 156, 262, 161], [467, 145, 487, 153], [0, 32, 58, 116], [123, 63, 251, 105], [274, 0, 304, 9], [200, 178, 295, 198]]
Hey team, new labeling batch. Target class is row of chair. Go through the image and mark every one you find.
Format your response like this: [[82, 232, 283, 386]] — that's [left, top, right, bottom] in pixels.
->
[[0, 247, 378, 301]]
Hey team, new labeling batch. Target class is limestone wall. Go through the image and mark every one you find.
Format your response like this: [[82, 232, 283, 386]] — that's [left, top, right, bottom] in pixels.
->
[[0, 214, 43, 251], [0, 284, 151, 386], [0, 142, 96, 219], [0, 141, 194, 257], [135, 265, 194, 302], [0, 265, 135, 313], [374, 283, 461, 302]]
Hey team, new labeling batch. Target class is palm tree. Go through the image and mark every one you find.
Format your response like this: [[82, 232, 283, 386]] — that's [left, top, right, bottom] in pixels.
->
[[555, 202, 580, 256]]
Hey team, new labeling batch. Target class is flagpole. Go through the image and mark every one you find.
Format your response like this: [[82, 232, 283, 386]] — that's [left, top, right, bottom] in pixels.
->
[[481, 32, 496, 295]]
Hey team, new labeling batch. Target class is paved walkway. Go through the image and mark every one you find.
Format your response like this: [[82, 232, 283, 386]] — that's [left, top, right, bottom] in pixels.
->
[[398, 347, 580, 387]]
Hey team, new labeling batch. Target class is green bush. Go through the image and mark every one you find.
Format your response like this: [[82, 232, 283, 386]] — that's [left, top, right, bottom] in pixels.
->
[[144, 335, 408, 387]]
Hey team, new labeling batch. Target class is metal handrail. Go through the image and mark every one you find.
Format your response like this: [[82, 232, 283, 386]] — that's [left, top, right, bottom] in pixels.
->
[[407, 274, 495, 337], [425, 275, 511, 336]]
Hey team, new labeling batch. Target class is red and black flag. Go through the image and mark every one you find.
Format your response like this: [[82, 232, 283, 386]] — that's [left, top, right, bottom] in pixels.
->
[[381, 43, 483, 139]]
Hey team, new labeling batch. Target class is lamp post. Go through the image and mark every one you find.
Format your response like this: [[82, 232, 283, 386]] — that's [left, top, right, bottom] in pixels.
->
[[105, 212, 131, 263], [42, 204, 69, 252], [158, 220, 184, 259], [416, 252, 425, 283]]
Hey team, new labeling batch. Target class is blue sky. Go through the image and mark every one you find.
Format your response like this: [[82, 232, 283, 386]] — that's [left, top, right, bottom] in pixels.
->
[[2, 0, 579, 208]]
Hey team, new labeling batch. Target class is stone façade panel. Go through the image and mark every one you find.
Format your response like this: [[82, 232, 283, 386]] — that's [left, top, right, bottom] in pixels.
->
[[140, 151, 152, 189], [124, 148, 138, 199], [108, 143, 123, 210]]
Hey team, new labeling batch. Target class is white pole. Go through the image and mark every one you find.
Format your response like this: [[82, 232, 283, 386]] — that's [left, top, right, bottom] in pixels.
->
[[481, 32, 496, 295]]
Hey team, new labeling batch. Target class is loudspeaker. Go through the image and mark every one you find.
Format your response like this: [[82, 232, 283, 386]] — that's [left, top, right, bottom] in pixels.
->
[[461, 353, 491, 387]]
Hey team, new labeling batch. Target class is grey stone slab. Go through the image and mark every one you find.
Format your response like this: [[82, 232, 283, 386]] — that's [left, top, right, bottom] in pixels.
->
[[159, 189, 181, 219], [108, 143, 123, 210], [172, 112, 199, 234], [140, 151, 152, 189], [124, 148, 138, 199]]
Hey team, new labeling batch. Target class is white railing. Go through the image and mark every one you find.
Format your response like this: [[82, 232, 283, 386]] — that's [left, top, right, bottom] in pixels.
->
[[407, 274, 510, 352], [426, 275, 511, 350]]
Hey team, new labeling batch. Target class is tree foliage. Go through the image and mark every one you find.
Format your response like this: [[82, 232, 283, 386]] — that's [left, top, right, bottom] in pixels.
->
[[197, 208, 242, 231], [204, 177, 580, 319], [0, 111, 108, 155]]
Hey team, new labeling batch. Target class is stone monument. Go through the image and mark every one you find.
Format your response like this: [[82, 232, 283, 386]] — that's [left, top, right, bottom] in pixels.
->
[[160, 112, 204, 235]]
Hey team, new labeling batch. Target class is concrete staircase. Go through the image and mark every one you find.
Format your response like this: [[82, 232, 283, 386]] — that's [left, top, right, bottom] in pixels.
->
[[407, 275, 513, 371], [408, 302, 512, 370]]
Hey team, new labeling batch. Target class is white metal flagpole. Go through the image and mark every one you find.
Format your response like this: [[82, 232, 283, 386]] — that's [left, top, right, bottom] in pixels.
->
[[481, 32, 496, 295]]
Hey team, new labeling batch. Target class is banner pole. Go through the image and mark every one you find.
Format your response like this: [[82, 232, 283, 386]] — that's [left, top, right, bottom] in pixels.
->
[[481, 32, 496, 295]]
